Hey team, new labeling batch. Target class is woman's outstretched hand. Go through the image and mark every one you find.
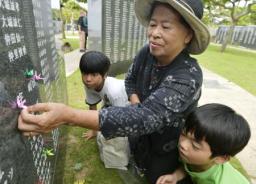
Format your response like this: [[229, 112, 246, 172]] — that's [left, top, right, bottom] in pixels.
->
[[18, 103, 68, 136]]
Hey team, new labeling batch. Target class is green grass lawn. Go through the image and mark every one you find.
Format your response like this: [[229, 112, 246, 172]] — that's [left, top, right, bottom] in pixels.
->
[[65, 31, 79, 37], [61, 32, 80, 51], [195, 44, 256, 96], [62, 38, 80, 51], [55, 44, 254, 183]]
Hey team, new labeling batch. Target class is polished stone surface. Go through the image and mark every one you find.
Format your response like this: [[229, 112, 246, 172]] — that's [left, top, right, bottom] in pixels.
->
[[0, 0, 67, 183]]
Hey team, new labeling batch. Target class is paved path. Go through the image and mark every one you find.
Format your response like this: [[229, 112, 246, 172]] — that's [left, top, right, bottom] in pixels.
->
[[62, 46, 256, 183]]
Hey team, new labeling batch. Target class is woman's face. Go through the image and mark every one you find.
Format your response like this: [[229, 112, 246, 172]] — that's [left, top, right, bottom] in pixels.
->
[[147, 4, 192, 64]]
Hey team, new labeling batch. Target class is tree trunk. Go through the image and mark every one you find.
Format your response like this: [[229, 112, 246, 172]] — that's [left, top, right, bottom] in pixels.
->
[[60, 6, 66, 39], [220, 24, 235, 52], [71, 12, 74, 35]]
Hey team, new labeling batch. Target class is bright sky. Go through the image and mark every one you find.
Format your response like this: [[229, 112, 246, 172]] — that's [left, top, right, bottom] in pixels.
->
[[51, 0, 60, 9]]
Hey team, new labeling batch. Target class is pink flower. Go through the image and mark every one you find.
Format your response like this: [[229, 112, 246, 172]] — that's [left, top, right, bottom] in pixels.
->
[[10, 93, 27, 109], [32, 74, 44, 81]]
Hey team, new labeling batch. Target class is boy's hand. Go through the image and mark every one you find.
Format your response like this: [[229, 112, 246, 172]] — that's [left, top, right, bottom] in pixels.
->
[[156, 166, 186, 184], [82, 130, 97, 140], [156, 174, 178, 184]]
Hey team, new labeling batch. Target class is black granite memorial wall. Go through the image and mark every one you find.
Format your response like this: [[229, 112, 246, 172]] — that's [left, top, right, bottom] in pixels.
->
[[103, 0, 147, 75], [88, 0, 147, 76], [0, 0, 67, 183]]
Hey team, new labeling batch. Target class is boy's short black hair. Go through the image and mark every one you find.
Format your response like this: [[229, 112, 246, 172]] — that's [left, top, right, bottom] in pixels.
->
[[79, 51, 110, 76], [184, 103, 251, 157]]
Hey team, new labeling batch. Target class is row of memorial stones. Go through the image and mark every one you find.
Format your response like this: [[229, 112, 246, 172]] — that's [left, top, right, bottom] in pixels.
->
[[216, 26, 256, 49]]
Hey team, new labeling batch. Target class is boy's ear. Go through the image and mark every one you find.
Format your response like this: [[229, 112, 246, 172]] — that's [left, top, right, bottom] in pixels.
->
[[213, 155, 230, 164]]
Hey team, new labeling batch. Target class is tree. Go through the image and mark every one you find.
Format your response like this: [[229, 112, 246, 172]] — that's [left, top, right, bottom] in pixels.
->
[[249, 5, 256, 24], [62, 0, 81, 24], [59, 0, 86, 39], [65, 0, 81, 9], [76, 0, 87, 2], [205, 0, 256, 52], [52, 9, 61, 21], [63, 0, 87, 3], [60, 0, 66, 39]]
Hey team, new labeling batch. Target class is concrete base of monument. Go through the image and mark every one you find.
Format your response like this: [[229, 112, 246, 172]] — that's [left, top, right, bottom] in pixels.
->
[[63, 49, 83, 77]]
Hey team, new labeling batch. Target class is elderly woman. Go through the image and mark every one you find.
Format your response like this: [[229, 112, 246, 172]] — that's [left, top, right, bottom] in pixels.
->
[[18, 0, 210, 183]]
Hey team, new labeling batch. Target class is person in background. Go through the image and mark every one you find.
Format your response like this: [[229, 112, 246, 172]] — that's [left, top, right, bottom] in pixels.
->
[[18, 0, 210, 183], [80, 51, 130, 170], [77, 11, 88, 52], [156, 103, 251, 184]]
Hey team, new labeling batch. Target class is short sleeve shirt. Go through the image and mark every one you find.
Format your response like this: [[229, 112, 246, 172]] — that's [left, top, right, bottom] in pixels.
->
[[85, 77, 129, 107], [184, 162, 250, 184], [77, 16, 87, 32]]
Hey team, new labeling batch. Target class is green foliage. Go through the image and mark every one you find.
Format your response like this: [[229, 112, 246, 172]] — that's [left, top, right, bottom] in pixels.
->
[[204, 1, 256, 51], [237, 4, 256, 25], [203, 3, 229, 26], [61, 0, 69, 3], [60, 0, 85, 23], [62, 37, 79, 51], [62, 8, 80, 23], [204, 0, 256, 26], [238, 15, 252, 25], [249, 4, 256, 24], [77, 0, 87, 2], [65, 1, 81, 10]]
